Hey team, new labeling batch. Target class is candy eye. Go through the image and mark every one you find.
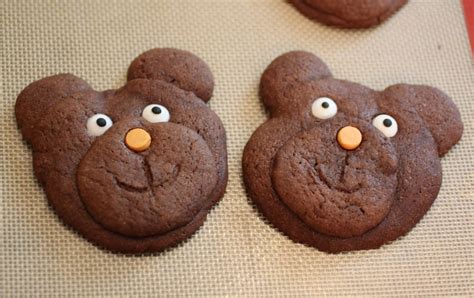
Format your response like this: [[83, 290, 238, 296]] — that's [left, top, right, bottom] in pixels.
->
[[372, 114, 398, 137], [86, 114, 113, 136], [312, 97, 337, 120], [142, 104, 170, 123]]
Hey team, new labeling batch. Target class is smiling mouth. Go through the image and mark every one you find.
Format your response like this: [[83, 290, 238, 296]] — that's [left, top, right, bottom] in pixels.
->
[[114, 177, 149, 193], [304, 158, 362, 194], [113, 160, 182, 194]]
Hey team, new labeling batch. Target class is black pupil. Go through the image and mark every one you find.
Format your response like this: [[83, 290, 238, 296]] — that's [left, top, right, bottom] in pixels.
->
[[383, 118, 392, 127], [151, 106, 162, 114], [96, 118, 107, 127], [321, 102, 329, 109]]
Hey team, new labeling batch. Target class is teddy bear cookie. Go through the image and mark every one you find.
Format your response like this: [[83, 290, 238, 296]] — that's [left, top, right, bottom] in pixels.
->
[[16, 48, 228, 253], [243, 51, 462, 253], [289, 0, 408, 28]]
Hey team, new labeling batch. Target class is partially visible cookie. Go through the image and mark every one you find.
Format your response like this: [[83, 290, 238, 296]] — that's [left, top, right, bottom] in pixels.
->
[[16, 48, 228, 253], [243, 51, 463, 253], [289, 0, 408, 28]]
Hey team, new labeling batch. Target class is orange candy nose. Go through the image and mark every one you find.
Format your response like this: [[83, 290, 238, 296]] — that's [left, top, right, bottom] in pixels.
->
[[125, 128, 151, 152], [337, 126, 362, 150]]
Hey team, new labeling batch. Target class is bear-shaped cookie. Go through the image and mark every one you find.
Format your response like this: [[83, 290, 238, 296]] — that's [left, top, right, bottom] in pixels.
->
[[289, 0, 408, 28], [16, 48, 228, 253], [243, 51, 462, 253]]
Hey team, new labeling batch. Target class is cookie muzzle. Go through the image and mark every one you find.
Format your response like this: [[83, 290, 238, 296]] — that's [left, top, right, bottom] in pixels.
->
[[76, 120, 218, 238], [271, 119, 398, 238]]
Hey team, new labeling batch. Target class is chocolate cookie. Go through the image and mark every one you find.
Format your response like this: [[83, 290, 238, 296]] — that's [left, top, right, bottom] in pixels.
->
[[16, 48, 228, 253], [243, 51, 463, 253], [289, 0, 408, 28]]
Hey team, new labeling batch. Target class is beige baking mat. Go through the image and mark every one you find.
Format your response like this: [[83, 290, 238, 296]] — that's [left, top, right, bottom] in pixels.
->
[[1, 0, 473, 296]]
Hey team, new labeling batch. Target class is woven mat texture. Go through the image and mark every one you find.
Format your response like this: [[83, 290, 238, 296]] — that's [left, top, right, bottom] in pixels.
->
[[1, 0, 473, 296]]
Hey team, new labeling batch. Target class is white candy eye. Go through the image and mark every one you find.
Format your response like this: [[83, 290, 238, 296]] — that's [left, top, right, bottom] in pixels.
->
[[86, 114, 113, 137], [312, 97, 337, 120], [372, 114, 398, 137], [142, 104, 170, 123]]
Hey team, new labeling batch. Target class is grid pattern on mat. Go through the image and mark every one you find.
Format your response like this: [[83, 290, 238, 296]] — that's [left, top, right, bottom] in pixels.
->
[[1, 0, 473, 296]]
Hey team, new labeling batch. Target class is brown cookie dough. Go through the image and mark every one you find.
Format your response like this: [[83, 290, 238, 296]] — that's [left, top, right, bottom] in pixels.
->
[[243, 51, 463, 253], [16, 48, 228, 253], [289, 0, 408, 28], [128, 48, 214, 101]]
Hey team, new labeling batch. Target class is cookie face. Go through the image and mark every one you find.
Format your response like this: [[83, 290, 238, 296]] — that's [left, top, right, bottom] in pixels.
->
[[16, 48, 228, 253], [289, 0, 408, 28], [243, 51, 462, 252]]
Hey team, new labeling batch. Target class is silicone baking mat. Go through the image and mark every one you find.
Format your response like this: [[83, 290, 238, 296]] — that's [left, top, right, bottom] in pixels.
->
[[1, 0, 473, 296]]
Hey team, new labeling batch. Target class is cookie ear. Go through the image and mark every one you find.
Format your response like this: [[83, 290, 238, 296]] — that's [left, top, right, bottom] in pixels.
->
[[127, 48, 214, 102], [384, 84, 463, 156], [260, 51, 332, 113], [15, 74, 92, 142]]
